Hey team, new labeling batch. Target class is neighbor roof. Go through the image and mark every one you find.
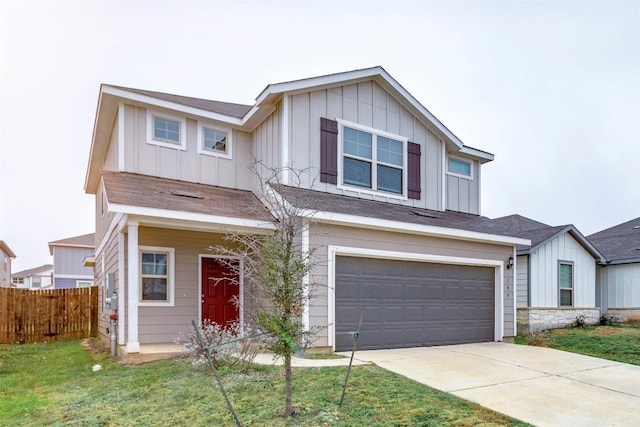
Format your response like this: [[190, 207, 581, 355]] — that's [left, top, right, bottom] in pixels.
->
[[491, 214, 605, 261], [12, 264, 53, 278], [102, 171, 273, 224], [0, 240, 16, 258], [588, 216, 640, 264], [48, 233, 95, 255], [270, 184, 529, 246]]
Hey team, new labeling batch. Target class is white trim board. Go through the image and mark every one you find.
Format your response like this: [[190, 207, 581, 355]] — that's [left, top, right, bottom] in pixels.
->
[[326, 245, 505, 350]]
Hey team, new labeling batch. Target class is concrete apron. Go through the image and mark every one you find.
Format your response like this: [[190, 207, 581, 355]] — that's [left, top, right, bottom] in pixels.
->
[[340, 342, 640, 427]]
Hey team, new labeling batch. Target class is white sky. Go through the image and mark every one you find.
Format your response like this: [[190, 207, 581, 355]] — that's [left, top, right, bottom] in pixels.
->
[[1, 0, 639, 272]]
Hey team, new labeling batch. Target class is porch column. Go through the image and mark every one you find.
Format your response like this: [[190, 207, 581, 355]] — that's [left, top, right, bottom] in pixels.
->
[[126, 220, 140, 353]]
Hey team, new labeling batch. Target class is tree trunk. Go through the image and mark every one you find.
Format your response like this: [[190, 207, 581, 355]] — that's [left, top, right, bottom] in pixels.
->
[[284, 352, 292, 417]]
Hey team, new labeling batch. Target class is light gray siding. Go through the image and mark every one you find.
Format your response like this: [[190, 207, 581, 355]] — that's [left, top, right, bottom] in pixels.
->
[[308, 222, 516, 347], [53, 247, 94, 276], [122, 105, 253, 191], [445, 159, 480, 215], [251, 100, 282, 187], [96, 227, 119, 343], [516, 255, 528, 307], [104, 108, 119, 171], [598, 263, 640, 309], [287, 81, 445, 210], [529, 233, 597, 307], [0, 249, 10, 286]]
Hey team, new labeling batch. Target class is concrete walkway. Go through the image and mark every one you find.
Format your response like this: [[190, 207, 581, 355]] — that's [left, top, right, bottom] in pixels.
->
[[340, 343, 640, 427], [254, 352, 369, 368]]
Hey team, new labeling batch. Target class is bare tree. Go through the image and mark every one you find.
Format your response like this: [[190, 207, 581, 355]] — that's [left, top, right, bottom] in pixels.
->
[[211, 163, 321, 418]]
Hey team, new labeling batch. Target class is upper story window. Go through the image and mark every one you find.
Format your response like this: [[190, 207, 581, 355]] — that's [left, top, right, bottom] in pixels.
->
[[339, 120, 407, 196], [447, 156, 473, 179], [197, 123, 232, 159], [146, 110, 187, 150], [12, 277, 24, 285]]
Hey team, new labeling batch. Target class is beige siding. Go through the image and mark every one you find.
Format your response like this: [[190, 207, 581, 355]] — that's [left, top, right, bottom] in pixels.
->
[[307, 223, 516, 347], [598, 263, 640, 309], [446, 159, 480, 215], [516, 255, 528, 307], [251, 100, 282, 187], [529, 233, 597, 307], [122, 105, 253, 191], [288, 81, 445, 210], [96, 228, 119, 343], [133, 228, 236, 344]]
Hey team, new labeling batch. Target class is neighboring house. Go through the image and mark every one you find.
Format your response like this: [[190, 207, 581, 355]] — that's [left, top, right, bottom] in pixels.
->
[[589, 217, 640, 322], [11, 264, 54, 290], [492, 215, 606, 334], [0, 240, 16, 287], [85, 66, 529, 358], [48, 233, 95, 289]]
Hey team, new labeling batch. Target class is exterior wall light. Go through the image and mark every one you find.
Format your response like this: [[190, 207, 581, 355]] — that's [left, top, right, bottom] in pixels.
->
[[506, 256, 514, 269]]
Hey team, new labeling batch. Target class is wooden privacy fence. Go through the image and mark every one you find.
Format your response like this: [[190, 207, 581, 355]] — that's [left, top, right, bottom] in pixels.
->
[[0, 287, 98, 344]]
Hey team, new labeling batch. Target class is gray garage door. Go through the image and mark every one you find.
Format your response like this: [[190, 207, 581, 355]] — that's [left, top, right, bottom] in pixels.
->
[[335, 256, 495, 351]]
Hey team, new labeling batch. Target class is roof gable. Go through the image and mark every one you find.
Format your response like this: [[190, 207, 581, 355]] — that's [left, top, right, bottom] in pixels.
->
[[12, 264, 53, 278], [0, 240, 16, 258], [48, 233, 95, 255]]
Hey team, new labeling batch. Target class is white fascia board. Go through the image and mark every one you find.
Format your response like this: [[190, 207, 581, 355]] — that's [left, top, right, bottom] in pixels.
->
[[459, 145, 494, 162], [101, 86, 244, 126], [108, 203, 276, 231], [303, 210, 531, 246], [252, 66, 465, 149]]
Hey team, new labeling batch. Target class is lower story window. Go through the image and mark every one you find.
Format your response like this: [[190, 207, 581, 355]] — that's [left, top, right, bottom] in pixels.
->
[[559, 262, 573, 306], [140, 247, 174, 304]]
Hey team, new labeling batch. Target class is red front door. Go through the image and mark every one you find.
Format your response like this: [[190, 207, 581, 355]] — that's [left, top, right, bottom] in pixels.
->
[[201, 257, 239, 326]]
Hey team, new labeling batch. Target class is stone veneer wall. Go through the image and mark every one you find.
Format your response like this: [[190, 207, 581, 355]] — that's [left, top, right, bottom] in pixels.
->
[[517, 308, 600, 335], [606, 308, 640, 323]]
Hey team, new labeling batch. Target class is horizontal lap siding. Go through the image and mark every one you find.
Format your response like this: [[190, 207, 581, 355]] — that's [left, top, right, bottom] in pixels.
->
[[291, 81, 443, 210], [136, 228, 230, 344], [54, 278, 78, 289], [97, 228, 119, 342], [308, 223, 515, 347]]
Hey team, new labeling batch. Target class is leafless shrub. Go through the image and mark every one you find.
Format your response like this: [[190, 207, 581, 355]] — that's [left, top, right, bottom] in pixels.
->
[[527, 330, 547, 346]]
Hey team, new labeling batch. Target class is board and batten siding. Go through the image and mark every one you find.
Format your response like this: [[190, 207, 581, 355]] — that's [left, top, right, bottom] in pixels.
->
[[121, 104, 253, 191], [516, 255, 528, 307], [446, 164, 480, 215], [53, 247, 95, 276], [529, 233, 596, 307], [251, 100, 282, 188], [104, 108, 119, 171], [307, 222, 515, 347], [287, 81, 444, 210], [598, 263, 640, 309]]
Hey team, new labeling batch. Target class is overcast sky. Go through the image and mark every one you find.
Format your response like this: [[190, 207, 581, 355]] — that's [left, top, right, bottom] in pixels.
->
[[1, 0, 638, 272]]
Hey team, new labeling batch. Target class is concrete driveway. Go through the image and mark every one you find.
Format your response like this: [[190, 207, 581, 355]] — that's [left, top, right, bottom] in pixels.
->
[[342, 343, 640, 427]]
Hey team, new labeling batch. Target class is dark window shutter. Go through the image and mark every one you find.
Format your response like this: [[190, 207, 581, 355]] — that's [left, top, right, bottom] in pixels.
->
[[407, 141, 421, 199], [320, 118, 338, 184]]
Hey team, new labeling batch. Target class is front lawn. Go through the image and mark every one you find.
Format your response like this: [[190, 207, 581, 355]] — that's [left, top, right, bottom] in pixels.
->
[[0, 340, 529, 426], [516, 324, 640, 366]]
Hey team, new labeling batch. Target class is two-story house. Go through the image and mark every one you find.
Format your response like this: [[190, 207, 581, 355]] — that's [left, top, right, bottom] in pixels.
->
[[85, 67, 529, 359], [11, 264, 53, 289], [48, 233, 95, 289], [0, 241, 16, 287]]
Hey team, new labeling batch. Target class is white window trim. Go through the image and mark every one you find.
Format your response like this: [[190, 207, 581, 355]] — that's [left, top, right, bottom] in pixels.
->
[[146, 110, 187, 151], [139, 246, 175, 307], [446, 155, 474, 180], [558, 260, 574, 307], [336, 119, 408, 200], [197, 122, 233, 159]]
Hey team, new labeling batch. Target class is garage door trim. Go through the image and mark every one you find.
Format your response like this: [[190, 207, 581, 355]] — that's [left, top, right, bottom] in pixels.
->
[[327, 245, 505, 350]]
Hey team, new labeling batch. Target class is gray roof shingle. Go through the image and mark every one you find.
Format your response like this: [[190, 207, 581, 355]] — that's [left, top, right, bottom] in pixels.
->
[[108, 85, 253, 118], [102, 171, 273, 222], [588, 217, 640, 263]]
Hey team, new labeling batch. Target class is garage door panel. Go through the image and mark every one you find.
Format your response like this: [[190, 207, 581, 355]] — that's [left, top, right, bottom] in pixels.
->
[[335, 257, 495, 351]]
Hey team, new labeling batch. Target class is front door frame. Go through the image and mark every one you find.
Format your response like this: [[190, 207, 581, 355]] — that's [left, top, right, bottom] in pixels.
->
[[198, 254, 244, 327]]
